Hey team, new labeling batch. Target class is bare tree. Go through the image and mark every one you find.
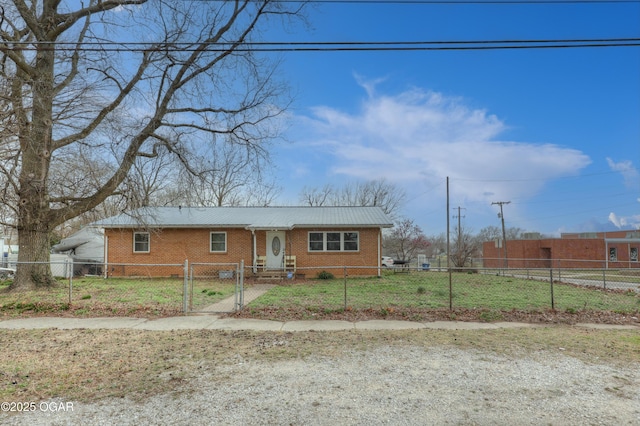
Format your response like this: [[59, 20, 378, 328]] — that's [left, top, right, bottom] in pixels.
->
[[384, 218, 430, 262], [299, 179, 405, 219], [336, 180, 405, 220], [241, 172, 281, 207], [476, 225, 523, 243], [174, 138, 280, 207], [451, 224, 481, 268], [299, 184, 335, 206], [426, 232, 446, 259], [121, 147, 178, 209], [0, 1, 305, 290]]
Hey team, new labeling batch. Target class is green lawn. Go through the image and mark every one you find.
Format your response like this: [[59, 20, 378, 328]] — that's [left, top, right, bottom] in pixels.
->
[[0, 276, 236, 317], [248, 271, 640, 314], [501, 268, 640, 285], [0, 271, 637, 317]]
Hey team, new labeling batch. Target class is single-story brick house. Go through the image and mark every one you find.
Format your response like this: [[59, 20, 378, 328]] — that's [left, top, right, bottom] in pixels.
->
[[92, 206, 393, 277], [483, 230, 640, 269]]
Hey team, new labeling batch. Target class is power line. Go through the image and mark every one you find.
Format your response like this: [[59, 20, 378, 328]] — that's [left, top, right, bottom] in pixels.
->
[[194, 0, 640, 4], [2, 38, 639, 53]]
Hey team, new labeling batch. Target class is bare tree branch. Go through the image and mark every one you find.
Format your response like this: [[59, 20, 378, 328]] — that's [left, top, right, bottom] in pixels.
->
[[0, 0, 305, 289]]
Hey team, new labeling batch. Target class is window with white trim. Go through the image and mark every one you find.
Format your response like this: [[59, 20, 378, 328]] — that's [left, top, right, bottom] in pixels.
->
[[609, 247, 617, 262], [630, 247, 638, 262], [133, 232, 150, 253], [210, 232, 227, 252], [308, 231, 359, 252]]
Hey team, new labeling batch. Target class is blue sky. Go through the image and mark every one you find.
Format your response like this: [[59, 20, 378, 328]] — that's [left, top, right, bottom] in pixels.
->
[[266, 0, 640, 236]]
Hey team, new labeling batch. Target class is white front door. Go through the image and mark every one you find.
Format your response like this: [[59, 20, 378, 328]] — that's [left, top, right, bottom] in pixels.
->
[[266, 231, 285, 269]]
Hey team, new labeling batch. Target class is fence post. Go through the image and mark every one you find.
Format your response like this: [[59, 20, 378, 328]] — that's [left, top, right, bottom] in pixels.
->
[[183, 259, 188, 314], [448, 268, 453, 310], [549, 269, 555, 310], [237, 260, 244, 311], [557, 259, 561, 283], [603, 269, 606, 290], [343, 266, 348, 311], [68, 260, 73, 305]]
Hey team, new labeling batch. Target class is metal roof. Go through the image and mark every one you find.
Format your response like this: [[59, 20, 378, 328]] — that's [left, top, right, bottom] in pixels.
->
[[91, 206, 394, 229]]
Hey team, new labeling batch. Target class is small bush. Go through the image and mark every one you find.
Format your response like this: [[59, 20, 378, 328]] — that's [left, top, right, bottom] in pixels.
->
[[380, 307, 395, 316], [81, 294, 92, 300], [417, 286, 426, 294], [317, 271, 334, 280]]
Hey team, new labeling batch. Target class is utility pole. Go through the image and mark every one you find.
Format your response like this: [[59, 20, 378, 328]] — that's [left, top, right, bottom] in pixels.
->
[[452, 206, 466, 267], [492, 201, 511, 270], [453, 206, 466, 244], [446, 177, 451, 310]]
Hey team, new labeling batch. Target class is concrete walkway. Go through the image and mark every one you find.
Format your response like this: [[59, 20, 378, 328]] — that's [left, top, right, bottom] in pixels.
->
[[0, 316, 636, 332], [198, 284, 275, 313]]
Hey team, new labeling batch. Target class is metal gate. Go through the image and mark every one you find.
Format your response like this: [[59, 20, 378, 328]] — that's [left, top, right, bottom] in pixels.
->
[[186, 261, 244, 313]]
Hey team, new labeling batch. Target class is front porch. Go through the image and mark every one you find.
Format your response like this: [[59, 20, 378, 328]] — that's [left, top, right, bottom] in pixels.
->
[[252, 255, 297, 281]]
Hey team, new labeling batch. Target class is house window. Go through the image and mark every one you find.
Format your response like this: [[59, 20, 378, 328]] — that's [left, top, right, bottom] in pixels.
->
[[309, 233, 324, 251], [326, 232, 341, 251], [609, 247, 617, 262], [133, 232, 150, 253], [308, 231, 359, 252], [343, 232, 359, 251], [631, 247, 638, 262], [210, 232, 227, 252]]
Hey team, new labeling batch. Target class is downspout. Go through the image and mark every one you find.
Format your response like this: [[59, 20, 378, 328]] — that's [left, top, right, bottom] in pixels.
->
[[378, 227, 382, 277], [103, 233, 108, 279], [251, 229, 257, 273]]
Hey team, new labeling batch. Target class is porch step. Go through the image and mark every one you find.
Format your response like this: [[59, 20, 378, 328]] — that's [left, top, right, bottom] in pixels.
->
[[256, 277, 284, 282], [254, 270, 290, 281]]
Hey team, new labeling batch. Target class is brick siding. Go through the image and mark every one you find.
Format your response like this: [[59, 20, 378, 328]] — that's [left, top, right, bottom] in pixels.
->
[[483, 236, 639, 269], [105, 227, 382, 277]]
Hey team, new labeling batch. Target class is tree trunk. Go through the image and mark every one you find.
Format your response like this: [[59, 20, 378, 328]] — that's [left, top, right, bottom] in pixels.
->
[[9, 19, 57, 291], [10, 217, 55, 291]]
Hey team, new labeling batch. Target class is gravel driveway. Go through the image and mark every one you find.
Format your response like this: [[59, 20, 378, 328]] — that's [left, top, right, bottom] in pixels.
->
[[7, 346, 639, 425]]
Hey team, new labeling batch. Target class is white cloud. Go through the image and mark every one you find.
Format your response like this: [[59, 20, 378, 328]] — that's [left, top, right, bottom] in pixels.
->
[[606, 157, 639, 188], [299, 86, 591, 204], [353, 73, 387, 98], [608, 211, 640, 230]]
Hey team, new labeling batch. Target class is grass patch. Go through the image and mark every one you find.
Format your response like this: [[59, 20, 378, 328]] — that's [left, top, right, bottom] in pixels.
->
[[246, 272, 639, 315], [0, 271, 637, 319], [478, 310, 504, 322], [0, 277, 219, 317]]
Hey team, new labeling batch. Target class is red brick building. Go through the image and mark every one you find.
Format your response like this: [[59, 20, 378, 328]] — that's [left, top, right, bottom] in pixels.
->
[[483, 230, 640, 269], [93, 206, 393, 277]]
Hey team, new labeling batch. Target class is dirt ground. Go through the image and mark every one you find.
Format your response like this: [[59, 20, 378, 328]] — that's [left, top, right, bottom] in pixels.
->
[[1, 326, 639, 425]]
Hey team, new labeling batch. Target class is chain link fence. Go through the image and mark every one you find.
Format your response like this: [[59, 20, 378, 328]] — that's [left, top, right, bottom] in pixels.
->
[[188, 262, 241, 313], [0, 262, 186, 317], [242, 265, 639, 315], [0, 261, 638, 318]]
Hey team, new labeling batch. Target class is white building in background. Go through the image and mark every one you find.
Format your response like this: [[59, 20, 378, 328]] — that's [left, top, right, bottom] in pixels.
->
[[1, 228, 104, 279], [52, 227, 105, 276], [0, 238, 19, 269]]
